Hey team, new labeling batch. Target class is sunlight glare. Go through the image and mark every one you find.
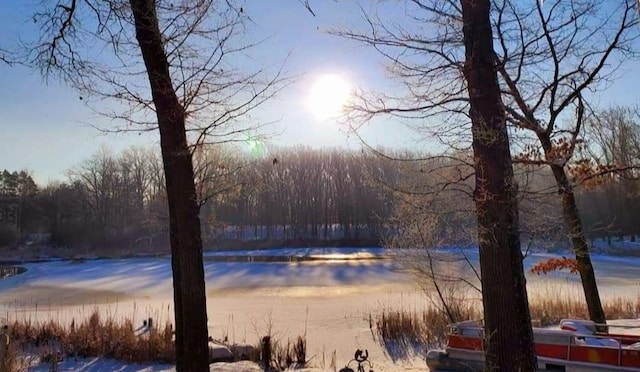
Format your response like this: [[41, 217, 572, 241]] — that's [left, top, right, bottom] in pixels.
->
[[307, 74, 352, 120]]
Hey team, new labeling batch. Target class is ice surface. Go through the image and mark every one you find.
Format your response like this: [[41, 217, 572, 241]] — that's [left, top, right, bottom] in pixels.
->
[[1, 247, 639, 371]]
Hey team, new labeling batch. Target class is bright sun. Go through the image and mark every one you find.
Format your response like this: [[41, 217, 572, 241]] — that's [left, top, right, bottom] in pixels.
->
[[307, 74, 352, 120]]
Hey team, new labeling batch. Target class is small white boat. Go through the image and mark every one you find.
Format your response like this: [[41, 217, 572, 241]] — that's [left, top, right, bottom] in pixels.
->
[[427, 319, 640, 371]]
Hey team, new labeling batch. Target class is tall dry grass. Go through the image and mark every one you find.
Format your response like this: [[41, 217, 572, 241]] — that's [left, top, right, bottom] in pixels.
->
[[528, 283, 640, 326], [1, 306, 308, 372], [4, 308, 175, 369], [376, 306, 483, 348], [373, 287, 640, 349]]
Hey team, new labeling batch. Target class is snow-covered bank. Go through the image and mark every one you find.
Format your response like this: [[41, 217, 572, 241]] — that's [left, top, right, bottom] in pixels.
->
[[26, 359, 300, 371], [1, 247, 639, 371], [26, 359, 368, 371], [0, 249, 427, 371]]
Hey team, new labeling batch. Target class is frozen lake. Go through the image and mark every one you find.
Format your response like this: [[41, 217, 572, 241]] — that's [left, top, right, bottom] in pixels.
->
[[1, 247, 638, 372], [1, 247, 638, 305]]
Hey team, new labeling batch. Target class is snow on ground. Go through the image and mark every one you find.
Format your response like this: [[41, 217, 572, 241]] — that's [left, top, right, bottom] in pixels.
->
[[0, 248, 428, 371], [26, 359, 294, 371], [26, 358, 175, 372], [27, 358, 386, 371], [1, 247, 639, 371], [27, 359, 340, 372]]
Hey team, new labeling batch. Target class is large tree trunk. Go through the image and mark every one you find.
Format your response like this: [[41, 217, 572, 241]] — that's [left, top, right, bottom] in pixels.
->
[[538, 135, 606, 325], [129, 1, 210, 371], [460, 0, 537, 370]]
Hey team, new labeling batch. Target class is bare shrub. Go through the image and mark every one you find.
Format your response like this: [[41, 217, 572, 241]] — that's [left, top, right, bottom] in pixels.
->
[[258, 334, 308, 371]]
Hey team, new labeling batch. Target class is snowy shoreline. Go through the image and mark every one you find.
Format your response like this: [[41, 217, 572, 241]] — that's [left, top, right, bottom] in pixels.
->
[[1, 247, 639, 371]]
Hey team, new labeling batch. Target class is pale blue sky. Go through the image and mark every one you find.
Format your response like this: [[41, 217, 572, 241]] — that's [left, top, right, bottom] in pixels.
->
[[0, 1, 422, 185], [0, 1, 638, 185]]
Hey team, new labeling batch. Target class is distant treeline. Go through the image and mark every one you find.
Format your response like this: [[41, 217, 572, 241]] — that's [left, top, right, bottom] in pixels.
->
[[0, 145, 638, 252], [0, 146, 394, 251]]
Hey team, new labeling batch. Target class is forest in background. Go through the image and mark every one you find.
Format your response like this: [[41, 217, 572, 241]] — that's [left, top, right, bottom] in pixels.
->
[[0, 146, 390, 251], [2, 106, 640, 254]]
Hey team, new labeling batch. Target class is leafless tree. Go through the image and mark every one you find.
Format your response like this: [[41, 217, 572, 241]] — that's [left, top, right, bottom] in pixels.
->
[[62, 146, 159, 248], [220, 147, 389, 243], [4, 1, 287, 370], [587, 106, 640, 172], [460, 0, 538, 367], [335, 0, 639, 326], [379, 154, 480, 322], [582, 106, 640, 240]]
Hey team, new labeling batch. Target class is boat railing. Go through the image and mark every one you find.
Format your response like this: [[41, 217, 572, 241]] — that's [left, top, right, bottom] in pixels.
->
[[593, 322, 640, 330], [447, 319, 640, 336], [567, 331, 640, 367]]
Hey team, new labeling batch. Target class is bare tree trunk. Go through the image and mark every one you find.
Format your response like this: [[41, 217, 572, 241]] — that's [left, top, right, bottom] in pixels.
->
[[558, 174, 606, 325], [130, 1, 209, 371], [460, 0, 537, 370], [539, 136, 606, 324]]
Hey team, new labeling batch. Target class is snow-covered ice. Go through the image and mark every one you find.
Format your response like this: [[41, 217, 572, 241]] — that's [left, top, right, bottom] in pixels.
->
[[0, 247, 638, 371]]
